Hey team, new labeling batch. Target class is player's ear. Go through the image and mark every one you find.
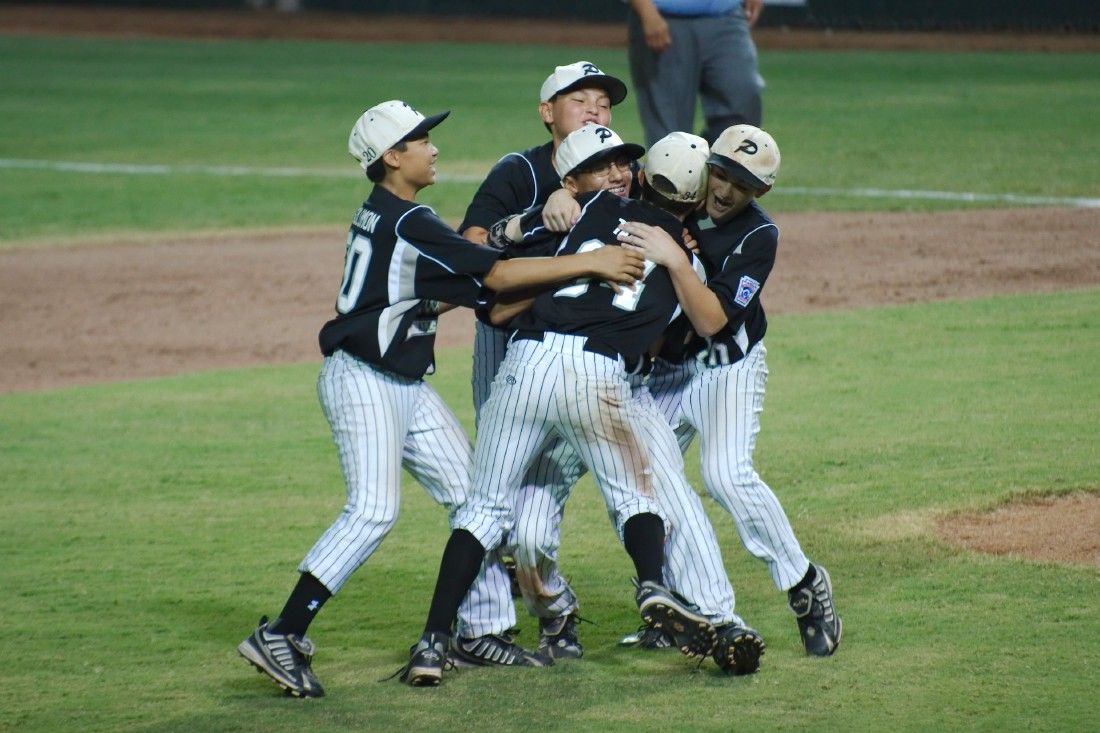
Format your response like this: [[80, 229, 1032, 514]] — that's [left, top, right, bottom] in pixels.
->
[[563, 176, 580, 195], [538, 101, 554, 126], [382, 147, 403, 171], [755, 184, 771, 198]]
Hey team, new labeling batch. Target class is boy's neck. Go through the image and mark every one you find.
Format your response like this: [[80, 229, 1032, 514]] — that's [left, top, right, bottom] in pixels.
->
[[380, 175, 422, 202]]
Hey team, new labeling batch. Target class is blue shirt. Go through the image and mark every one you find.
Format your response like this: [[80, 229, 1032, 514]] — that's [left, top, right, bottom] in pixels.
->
[[651, 0, 740, 17]]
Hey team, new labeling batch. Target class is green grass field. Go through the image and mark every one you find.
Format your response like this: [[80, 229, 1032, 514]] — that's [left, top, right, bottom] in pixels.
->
[[1, 29, 1098, 732], [1, 36, 1098, 243], [2, 292, 1097, 731]]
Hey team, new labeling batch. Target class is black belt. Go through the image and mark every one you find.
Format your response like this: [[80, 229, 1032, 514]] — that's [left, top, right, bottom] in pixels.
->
[[512, 330, 651, 376]]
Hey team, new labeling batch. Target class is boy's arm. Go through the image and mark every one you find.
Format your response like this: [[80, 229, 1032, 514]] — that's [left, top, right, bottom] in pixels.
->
[[483, 245, 643, 293], [460, 153, 538, 245], [488, 290, 539, 326], [618, 221, 728, 337]]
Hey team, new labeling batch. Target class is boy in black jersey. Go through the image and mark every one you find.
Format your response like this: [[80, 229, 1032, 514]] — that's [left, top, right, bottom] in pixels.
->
[[237, 100, 644, 699], [619, 125, 843, 658], [460, 61, 631, 420], [456, 60, 631, 635], [401, 130, 721, 687]]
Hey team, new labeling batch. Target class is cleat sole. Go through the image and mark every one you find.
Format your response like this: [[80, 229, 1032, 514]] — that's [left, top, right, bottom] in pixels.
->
[[640, 602, 717, 658]]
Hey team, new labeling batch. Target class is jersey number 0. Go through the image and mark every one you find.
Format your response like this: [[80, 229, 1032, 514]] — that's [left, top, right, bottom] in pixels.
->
[[336, 231, 373, 313]]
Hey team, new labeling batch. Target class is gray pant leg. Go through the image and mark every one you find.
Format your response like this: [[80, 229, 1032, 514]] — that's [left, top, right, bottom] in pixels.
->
[[698, 12, 763, 142], [628, 13, 703, 148]]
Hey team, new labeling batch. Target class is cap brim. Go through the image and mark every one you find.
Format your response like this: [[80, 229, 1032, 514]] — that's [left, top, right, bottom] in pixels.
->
[[399, 110, 450, 143], [707, 153, 768, 192], [564, 142, 645, 179], [556, 75, 628, 106]]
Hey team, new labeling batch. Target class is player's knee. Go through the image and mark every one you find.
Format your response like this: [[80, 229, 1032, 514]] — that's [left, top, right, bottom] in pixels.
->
[[341, 505, 399, 535], [512, 524, 558, 566], [702, 460, 757, 492]]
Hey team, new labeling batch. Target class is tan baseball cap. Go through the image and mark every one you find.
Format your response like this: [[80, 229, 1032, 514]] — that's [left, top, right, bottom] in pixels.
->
[[539, 61, 628, 106], [554, 124, 644, 180], [347, 100, 450, 171], [708, 125, 781, 192], [644, 132, 710, 204]]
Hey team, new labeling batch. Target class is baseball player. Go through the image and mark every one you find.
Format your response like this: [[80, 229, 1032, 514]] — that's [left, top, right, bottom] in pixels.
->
[[236, 100, 645, 698], [457, 59, 629, 632], [399, 131, 725, 688], [489, 127, 767, 676], [618, 124, 843, 656], [461, 61, 629, 415]]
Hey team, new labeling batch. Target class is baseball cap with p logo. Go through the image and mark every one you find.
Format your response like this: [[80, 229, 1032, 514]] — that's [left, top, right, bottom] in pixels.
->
[[554, 124, 645, 181], [347, 100, 450, 171], [644, 131, 710, 204], [539, 61, 628, 106], [707, 125, 781, 193]]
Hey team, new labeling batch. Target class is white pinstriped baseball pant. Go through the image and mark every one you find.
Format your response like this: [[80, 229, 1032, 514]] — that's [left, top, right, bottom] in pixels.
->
[[455, 333, 665, 555], [511, 343, 812, 624], [473, 323, 742, 624], [669, 342, 811, 591], [300, 349, 514, 639], [505, 364, 741, 625], [463, 332, 745, 625]]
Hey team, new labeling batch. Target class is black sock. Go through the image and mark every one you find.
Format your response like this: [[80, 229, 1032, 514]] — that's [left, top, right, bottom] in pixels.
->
[[622, 513, 666, 584], [424, 529, 487, 636], [271, 572, 331, 637], [792, 563, 817, 592]]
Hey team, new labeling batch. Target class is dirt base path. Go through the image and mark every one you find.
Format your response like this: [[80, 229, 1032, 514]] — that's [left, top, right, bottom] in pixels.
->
[[3, 207, 1097, 394]]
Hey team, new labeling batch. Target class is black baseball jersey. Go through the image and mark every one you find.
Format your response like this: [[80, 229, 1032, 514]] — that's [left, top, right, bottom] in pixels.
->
[[318, 186, 502, 379], [687, 200, 778, 366], [459, 142, 560, 235], [513, 190, 689, 359]]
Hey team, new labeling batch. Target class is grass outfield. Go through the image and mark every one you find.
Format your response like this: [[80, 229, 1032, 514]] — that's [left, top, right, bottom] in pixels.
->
[[2, 290, 1097, 731], [1, 36, 1099, 242]]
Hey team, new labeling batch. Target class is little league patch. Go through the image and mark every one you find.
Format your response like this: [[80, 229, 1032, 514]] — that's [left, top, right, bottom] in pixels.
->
[[734, 275, 760, 307]]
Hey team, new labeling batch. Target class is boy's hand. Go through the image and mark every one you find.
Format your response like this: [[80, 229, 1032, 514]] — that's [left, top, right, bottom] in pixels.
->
[[617, 221, 687, 268], [682, 227, 699, 253], [543, 189, 581, 232], [584, 244, 644, 292]]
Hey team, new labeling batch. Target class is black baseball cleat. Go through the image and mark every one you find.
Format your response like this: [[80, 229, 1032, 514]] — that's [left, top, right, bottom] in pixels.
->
[[634, 580, 717, 658], [450, 633, 554, 669], [788, 564, 843, 656], [618, 624, 675, 650], [399, 632, 451, 687], [238, 616, 325, 698], [713, 622, 766, 675], [537, 613, 584, 659]]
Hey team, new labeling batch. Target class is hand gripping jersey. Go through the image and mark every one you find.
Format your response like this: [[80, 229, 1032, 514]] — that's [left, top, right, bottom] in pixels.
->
[[512, 190, 691, 361], [319, 186, 501, 379]]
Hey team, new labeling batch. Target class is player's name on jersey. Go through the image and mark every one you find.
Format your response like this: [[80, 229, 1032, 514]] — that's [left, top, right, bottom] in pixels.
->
[[353, 207, 382, 234]]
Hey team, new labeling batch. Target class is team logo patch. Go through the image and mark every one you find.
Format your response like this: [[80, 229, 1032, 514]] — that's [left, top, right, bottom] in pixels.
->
[[734, 275, 760, 307]]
